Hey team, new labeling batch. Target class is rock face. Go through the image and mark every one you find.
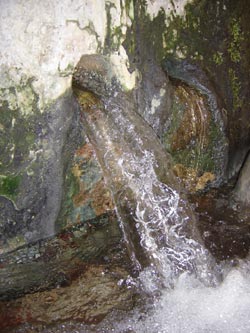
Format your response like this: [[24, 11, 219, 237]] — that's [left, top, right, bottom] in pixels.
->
[[160, 0, 250, 178], [72, 55, 220, 287], [0, 0, 233, 253], [0, 212, 122, 300], [0, 0, 135, 252], [0, 0, 137, 299], [0, 264, 134, 331], [0, 0, 199, 254], [234, 152, 250, 205], [162, 59, 228, 189], [0, 90, 82, 251]]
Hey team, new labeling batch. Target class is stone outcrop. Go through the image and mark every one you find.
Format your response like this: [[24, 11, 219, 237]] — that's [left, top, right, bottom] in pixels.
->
[[1, 0, 236, 254], [0, 263, 134, 331]]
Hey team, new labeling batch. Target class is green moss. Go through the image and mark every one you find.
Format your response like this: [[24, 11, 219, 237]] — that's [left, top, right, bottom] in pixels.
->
[[123, 2, 168, 74], [228, 68, 242, 110], [228, 18, 244, 63], [213, 52, 224, 65], [56, 161, 81, 231], [163, 88, 224, 175], [0, 78, 40, 175], [0, 175, 20, 198], [162, 1, 246, 94], [170, 146, 215, 173], [158, 0, 250, 160], [163, 94, 185, 151]]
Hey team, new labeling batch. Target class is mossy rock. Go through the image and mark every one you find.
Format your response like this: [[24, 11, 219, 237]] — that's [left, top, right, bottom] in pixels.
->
[[0, 175, 20, 198]]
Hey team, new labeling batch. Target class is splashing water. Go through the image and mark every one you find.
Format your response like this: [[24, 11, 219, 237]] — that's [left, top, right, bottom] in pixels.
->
[[100, 264, 250, 333]]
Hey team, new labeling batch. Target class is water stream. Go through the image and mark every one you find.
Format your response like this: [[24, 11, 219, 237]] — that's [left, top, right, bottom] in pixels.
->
[[74, 76, 219, 290]]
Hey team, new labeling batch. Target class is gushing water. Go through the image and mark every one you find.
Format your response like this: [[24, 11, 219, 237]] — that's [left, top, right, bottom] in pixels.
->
[[74, 80, 217, 287]]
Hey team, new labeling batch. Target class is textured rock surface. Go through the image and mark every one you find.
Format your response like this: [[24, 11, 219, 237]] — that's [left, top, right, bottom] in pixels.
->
[[0, 212, 122, 300], [0, 91, 82, 251], [162, 64, 228, 188], [123, 1, 229, 189], [0, 0, 136, 252], [2, 0, 249, 250], [234, 152, 250, 205], [72, 55, 219, 284], [59, 142, 115, 229], [0, 256, 134, 331], [161, 0, 250, 178]]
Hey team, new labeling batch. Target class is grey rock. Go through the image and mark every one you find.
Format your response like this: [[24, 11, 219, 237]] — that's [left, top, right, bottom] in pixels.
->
[[234, 151, 250, 205]]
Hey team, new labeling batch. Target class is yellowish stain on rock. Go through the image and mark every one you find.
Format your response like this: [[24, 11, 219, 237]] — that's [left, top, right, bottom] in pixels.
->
[[173, 163, 215, 192], [195, 172, 215, 191]]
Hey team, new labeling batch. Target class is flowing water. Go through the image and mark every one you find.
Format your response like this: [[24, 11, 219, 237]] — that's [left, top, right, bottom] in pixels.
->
[[74, 85, 218, 290]]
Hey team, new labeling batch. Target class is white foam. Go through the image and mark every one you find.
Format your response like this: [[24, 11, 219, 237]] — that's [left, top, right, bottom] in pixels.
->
[[115, 265, 250, 333]]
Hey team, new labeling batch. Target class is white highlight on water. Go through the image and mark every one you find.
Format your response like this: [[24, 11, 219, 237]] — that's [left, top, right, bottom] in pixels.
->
[[119, 149, 206, 285]]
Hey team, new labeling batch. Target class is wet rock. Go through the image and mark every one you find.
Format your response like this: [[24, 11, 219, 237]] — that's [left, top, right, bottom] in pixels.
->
[[173, 164, 215, 192], [123, 4, 173, 138], [0, 89, 83, 252], [161, 0, 250, 179], [0, 264, 134, 331], [191, 187, 250, 261], [0, 196, 24, 243], [0, 82, 116, 260], [133, 59, 172, 138], [73, 54, 119, 98], [162, 60, 228, 187], [0, 212, 122, 301], [195, 172, 215, 192], [234, 151, 250, 205], [73, 54, 219, 285], [58, 140, 115, 230]]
